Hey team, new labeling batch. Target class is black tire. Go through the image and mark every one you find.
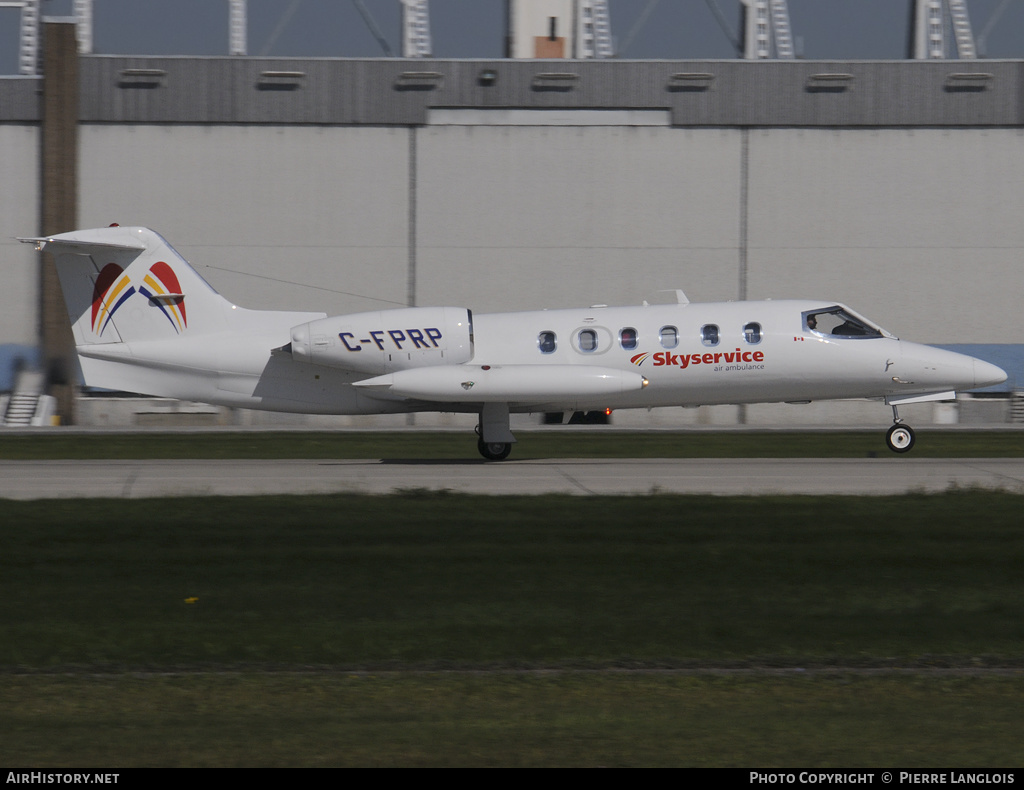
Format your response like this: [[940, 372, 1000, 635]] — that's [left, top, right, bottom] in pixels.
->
[[477, 439, 512, 461], [886, 424, 916, 454]]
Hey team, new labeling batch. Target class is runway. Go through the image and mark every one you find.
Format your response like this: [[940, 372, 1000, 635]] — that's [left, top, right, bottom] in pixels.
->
[[3, 457, 1024, 499]]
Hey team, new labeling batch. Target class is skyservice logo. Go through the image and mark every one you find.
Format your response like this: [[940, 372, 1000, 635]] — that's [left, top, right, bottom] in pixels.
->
[[90, 261, 187, 336], [631, 349, 766, 369]]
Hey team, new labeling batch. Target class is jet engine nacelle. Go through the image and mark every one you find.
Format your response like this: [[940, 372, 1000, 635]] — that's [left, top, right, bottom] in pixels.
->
[[288, 306, 473, 375]]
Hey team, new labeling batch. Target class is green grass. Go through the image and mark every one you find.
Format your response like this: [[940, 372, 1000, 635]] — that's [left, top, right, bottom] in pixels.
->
[[3, 492, 1023, 667], [4, 490, 1023, 766], [3, 673, 1022, 767], [0, 429, 1021, 460]]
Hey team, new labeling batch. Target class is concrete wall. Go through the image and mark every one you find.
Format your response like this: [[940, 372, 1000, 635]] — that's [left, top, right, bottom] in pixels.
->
[[747, 128, 1024, 343], [75, 121, 1021, 349], [416, 124, 741, 312], [78, 124, 410, 317]]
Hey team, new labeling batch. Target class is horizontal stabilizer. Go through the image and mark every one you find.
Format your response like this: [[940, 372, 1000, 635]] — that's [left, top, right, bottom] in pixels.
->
[[354, 364, 648, 403], [18, 235, 146, 254]]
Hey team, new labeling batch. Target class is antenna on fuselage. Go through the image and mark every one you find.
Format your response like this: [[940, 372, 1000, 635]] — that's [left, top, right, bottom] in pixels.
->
[[642, 289, 690, 307]]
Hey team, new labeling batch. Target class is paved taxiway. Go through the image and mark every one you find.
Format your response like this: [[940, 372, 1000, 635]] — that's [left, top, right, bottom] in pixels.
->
[[3, 458, 1023, 499]]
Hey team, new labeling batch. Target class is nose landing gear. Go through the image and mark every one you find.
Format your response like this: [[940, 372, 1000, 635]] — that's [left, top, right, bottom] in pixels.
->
[[885, 405, 916, 453]]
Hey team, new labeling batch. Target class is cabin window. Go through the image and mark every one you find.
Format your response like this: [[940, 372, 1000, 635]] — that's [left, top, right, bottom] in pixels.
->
[[619, 327, 638, 350], [700, 324, 720, 347], [660, 326, 678, 349], [578, 329, 598, 352], [743, 322, 762, 344], [538, 331, 556, 354], [804, 307, 882, 339]]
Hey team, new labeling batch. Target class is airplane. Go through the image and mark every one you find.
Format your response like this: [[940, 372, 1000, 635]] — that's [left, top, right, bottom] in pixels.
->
[[21, 225, 1007, 460]]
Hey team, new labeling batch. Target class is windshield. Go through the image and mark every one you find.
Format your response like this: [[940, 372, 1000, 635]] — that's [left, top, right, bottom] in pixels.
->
[[803, 307, 883, 339]]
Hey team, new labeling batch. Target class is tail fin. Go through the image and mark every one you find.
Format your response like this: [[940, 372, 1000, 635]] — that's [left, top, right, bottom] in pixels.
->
[[20, 226, 231, 346]]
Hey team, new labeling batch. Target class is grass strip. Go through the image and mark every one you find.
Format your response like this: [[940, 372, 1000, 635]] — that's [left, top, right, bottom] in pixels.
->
[[2, 673, 1022, 767], [3, 492, 1022, 667]]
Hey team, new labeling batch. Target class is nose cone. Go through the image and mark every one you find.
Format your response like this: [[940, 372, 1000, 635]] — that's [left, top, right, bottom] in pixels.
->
[[898, 344, 1007, 393], [974, 358, 1008, 389]]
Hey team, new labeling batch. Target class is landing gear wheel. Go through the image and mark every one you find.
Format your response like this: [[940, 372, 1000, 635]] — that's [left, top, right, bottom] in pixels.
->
[[477, 439, 512, 461], [886, 424, 916, 454]]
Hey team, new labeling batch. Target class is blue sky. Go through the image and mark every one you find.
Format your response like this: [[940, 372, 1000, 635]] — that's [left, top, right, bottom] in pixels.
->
[[2, 0, 1023, 73]]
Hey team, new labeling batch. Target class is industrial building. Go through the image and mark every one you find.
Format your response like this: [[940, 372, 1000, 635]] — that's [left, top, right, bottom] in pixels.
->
[[1, 1, 1021, 428]]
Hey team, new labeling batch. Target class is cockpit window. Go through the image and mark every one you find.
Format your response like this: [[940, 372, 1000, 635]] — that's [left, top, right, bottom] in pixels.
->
[[804, 307, 882, 339]]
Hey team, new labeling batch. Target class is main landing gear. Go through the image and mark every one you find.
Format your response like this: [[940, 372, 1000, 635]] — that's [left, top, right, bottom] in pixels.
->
[[476, 402, 516, 461], [477, 438, 513, 461], [885, 405, 916, 454]]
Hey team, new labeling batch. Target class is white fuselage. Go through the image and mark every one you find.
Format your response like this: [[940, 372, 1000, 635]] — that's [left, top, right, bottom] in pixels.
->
[[76, 298, 1003, 416]]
